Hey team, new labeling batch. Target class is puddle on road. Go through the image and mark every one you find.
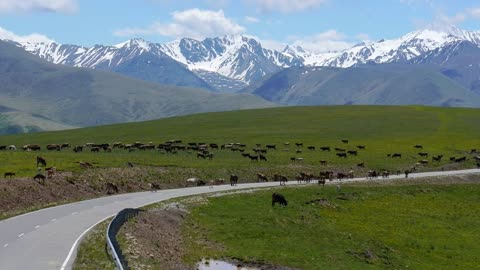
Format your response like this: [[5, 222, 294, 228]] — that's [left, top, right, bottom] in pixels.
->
[[197, 259, 259, 270]]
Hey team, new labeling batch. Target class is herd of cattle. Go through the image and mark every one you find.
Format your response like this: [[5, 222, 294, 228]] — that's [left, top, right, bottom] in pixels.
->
[[1, 140, 480, 187]]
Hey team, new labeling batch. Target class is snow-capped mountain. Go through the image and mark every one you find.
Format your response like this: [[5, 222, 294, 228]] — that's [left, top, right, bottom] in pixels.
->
[[286, 26, 480, 67], [159, 35, 301, 84], [2, 25, 480, 92]]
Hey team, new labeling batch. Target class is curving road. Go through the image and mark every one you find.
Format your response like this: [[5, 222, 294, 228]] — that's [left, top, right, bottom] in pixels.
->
[[0, 168, 479, 270]]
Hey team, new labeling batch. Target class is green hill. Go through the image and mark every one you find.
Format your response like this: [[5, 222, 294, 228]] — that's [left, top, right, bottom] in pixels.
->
[[0, 41, 275, 130], [0, 106, 478, 177]]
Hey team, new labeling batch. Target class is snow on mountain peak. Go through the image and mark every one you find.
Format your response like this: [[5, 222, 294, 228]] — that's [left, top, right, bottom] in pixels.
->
[[0, 27, 54, 47], [114, 38, 151, 51]]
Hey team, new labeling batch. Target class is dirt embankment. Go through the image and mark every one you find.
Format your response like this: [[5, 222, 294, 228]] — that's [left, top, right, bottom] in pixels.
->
[[0, 167, 185, 219]]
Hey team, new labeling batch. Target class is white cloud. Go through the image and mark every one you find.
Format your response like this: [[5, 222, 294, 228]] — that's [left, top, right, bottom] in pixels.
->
[[247, 0, 327, 14], [245, 16, 260, 23], [288, 30, 353, 53], [0, 0, 77, 14], [0, 26, 54, 43], [257, 38, 286, 51], [467, 7, 480, 19], [114, 9, 246, 40], [356, 33, 371, 42]]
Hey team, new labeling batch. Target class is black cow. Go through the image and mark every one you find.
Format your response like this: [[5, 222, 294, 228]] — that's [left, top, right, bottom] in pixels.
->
[[230, 174, 238, 186], [336, 153, 347, 158], [391, 153, 402, 158], [272, 193, 288, 207], [320, 146, 330, 151]]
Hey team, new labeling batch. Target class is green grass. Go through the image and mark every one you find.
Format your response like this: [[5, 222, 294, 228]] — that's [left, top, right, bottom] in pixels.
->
[[73, 219, 116, 270], [183, 180, 480, 269], [0, 106, 479, 177]]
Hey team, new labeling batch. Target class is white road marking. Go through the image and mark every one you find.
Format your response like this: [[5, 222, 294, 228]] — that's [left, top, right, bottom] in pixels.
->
[[3, 244, 8, 247], [34, 225, 40, 229], [18, 233, 24, 238], [71, 212, 78, 215], [51, 219, 56, 222], [60, 216, 112, 270]]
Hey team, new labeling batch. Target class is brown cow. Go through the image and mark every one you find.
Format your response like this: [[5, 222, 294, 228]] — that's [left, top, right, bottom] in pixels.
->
[[36, 156, 47, 167], [257, 173, 268, 182]]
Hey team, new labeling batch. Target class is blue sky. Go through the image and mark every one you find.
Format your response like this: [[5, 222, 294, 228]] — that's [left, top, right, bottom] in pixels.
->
[[1, 0, 480, 52]]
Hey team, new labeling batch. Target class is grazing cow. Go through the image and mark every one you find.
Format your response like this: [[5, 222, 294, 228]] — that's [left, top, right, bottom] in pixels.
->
[[307, 146, 316, 151], [356, 145, 366, 150], [335, 148, 346, 152], [432, 155, 443, 162], [4, 172, 15, 178], [78, 161, 94, 169], [257, 173, 268, 182], [449, 156, 456, 161], [249, 155, 259, 161], [337, 172, 348, 180], [105, 182, 119, 194], [455, 156, 467, 163], [341, 139, 349, 144], [320, 146, 330, 151], [241, 153, 251, 158], [273, 174, 288, 186], [91, 147, 100, 152], [211, 179, 225, 185], [0, 145, 6, 150], [290, 157, 296, 161], [357, 162, 365, 167], [319, 171, 334, 181], [36, 156, 47, 167], [414, 145, 423, 149], [24, 144, 41, 151], [296, 149, 302, 153], [319, 160, 327, 165], [149, 182, 161, 192], [318, 178, 326, 187], [46, 167, 56, 179], [33, 174, 46, 184], [295, 142, 303, 147], [47, 144, 60, 151], [347, 150, 358, 156], [266, 144, 276, 150], [61, 143, 70, 149], [336, 153, 347, 158], [367, 170, 378, 179], [419, 160, 429, 165], [272, 193, 288, 207], [73, 146, 83, 152], [8, 145, 16, 151], [418, 152, 429, 157], [259, 154, 267, 161], [209, 143, 218, 149], [392, 153, 402, 158], [230, 174, 238, 186]]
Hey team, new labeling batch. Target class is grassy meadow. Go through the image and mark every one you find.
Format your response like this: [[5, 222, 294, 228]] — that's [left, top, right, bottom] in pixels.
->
[[0, 106, 479, 179], [182, 179, 480, 269]]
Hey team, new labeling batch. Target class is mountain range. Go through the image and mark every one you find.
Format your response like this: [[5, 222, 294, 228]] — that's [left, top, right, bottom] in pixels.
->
[[1, 25, 480, 133], [0, 41, 274, 133]]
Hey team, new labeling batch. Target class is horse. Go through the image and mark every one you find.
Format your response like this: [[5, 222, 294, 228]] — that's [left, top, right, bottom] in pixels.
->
[[36, 156, 47, 167], [230, 174, 238, 186], [272, 193, 288, 207]]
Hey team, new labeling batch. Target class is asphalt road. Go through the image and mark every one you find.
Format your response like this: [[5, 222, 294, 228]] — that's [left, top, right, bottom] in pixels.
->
[[0, 168, 479, 270]]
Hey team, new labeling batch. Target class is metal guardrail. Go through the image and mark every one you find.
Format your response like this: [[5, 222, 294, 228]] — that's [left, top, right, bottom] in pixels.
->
[[106, 208, 143, 270]]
